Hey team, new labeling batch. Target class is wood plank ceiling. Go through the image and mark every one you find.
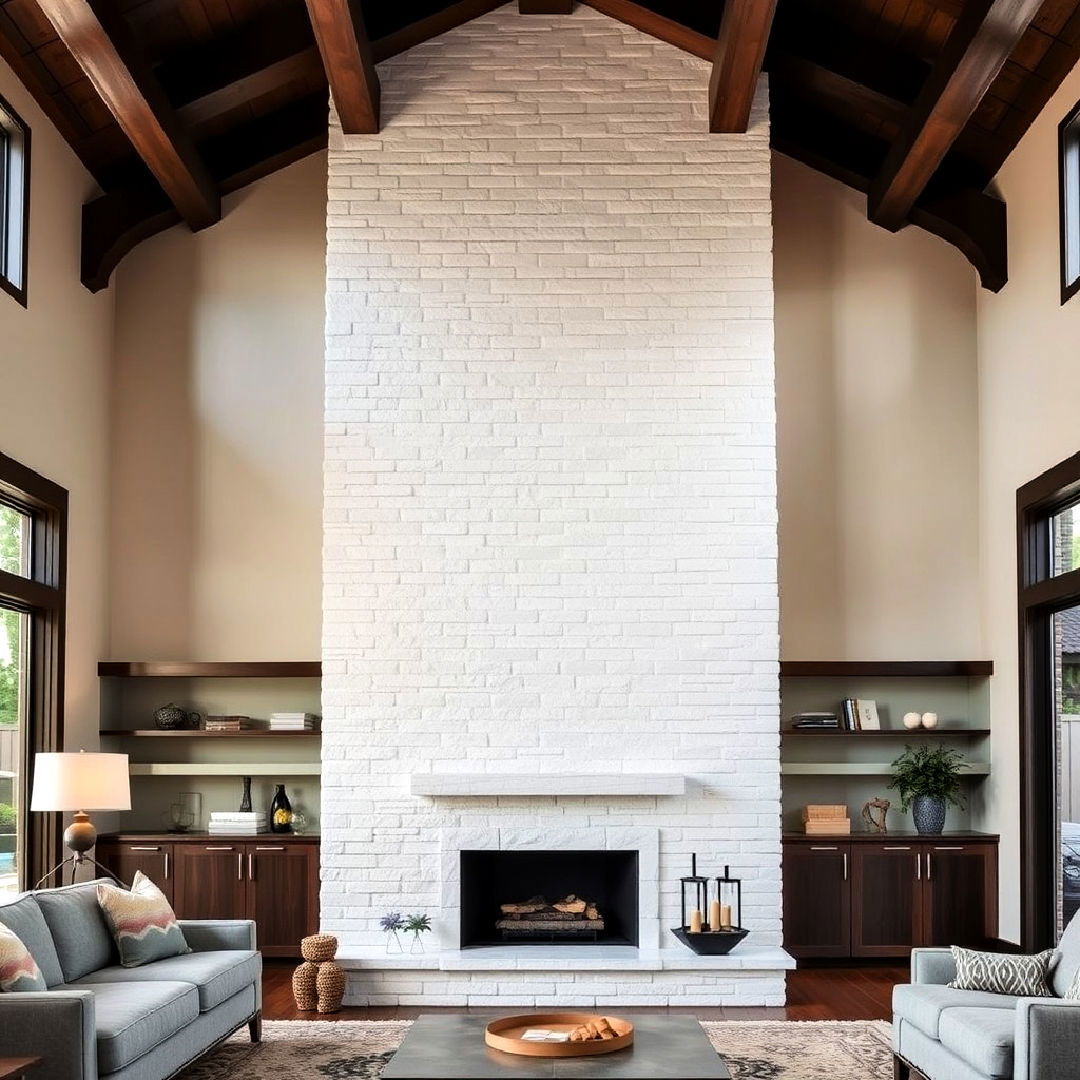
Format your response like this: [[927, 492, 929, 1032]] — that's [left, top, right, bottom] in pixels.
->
[[1, 0, 1077, 292]]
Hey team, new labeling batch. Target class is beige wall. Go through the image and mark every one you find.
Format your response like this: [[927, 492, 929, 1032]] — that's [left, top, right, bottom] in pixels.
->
[[773, 154, 982, 660], [108, 154, 325, 660], [977, 61, 1080, 942], [0, 59, 113, 753]]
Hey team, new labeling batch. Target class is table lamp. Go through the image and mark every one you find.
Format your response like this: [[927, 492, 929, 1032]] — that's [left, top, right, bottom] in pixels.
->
[[31, 751, 131, 887]]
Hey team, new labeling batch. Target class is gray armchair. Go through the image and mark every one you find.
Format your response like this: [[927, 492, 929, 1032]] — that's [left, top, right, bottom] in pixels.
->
[[893, 918, 1080, 1080]]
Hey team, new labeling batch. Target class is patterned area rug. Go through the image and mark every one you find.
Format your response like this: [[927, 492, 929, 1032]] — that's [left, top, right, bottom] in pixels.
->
[[180, 1019, 894, 1080]]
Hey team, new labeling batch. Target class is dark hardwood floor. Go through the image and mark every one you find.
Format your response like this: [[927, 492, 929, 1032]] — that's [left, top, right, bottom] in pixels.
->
[[262, 960, 904, 1022]]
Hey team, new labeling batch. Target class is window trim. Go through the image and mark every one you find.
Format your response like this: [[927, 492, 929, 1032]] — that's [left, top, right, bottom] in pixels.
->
[[0, 452, 67, 890], [0, 91, 29, 308]]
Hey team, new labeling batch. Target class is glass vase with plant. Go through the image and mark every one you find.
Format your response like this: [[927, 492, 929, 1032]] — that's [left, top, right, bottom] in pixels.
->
[[404, 913, 432, 953], [888, 744, 968, 835], [380, 912, 405, 953]]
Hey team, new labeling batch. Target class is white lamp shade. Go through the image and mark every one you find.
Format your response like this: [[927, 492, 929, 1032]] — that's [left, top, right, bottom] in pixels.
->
[[31, 752, 131, 812]]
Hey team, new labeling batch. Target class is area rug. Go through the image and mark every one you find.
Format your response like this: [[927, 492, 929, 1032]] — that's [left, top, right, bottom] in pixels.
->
[[180, 1019, 894, 1080]]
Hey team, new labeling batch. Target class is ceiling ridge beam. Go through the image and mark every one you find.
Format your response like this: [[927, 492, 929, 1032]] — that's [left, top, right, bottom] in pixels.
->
[[710, 0, 779, 133], [33, 0, 219, 230], [580, 0, 713, 60], [304, 0, 379, 135], [868, 0, 1042, 231]]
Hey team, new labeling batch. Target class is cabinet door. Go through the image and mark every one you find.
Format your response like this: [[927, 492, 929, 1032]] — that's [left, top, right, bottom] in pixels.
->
[[783, 843, 851, 958], [245, 843, 319, 957], [94, 841, 175, 904], [172, 844, 248, 921], [850, 844, 921, 957], [922, 843, 999, 948]]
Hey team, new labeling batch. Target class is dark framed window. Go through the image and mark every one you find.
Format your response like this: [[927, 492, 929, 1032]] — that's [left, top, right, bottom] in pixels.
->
[[0, 452, 67, 894], [0, 92, 29, 307], [1018, 450, 1080, 949]]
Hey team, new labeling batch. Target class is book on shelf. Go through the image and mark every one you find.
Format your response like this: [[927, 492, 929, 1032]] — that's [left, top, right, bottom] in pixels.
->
[[841, 698, 859, 730], [855, 699, 881, 731], [205, 715, 249, 731], [791, 712, 839, 730], [208, 826, 266, 835]]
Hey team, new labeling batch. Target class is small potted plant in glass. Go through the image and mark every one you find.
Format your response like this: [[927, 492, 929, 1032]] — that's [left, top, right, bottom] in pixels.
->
[[404, 913, 432, 953], [889, 744, 969, 835], [380, 912, 405, 953]]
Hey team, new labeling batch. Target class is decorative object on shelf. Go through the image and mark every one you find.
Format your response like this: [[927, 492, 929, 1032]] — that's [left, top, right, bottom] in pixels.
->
[[153, 703, 201, 730], [791, 712, 839, 730], [167, 791, 201, 833], [903, 711, 922, 730], [239, 776, 253, 813], [404, 912, 432, 953], [672, 854, 748, 955], [291, 811, 308, 835], [921, 711, 939, 730], [204, 715, 249, 732], [802, 804, 850, 834], [860, 797, 890, 834], [381, 912, 405, 953], [293, 934, 344, 1014], [889, 744, 968, 835], [856, 699, 881, 731], [270, 783, 293, 833]]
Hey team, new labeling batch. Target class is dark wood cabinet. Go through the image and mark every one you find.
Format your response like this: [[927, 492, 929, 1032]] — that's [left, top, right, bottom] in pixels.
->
[[96, 834, 319, 957], [783, 834, 998, 960]]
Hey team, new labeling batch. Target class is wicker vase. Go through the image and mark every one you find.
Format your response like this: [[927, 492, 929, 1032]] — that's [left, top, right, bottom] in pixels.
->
[[291, 960, 319, 1011], [301, 933, 338, 963], [316, 961, 346, 1014]]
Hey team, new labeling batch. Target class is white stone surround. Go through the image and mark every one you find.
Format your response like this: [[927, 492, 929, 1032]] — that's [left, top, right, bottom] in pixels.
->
[[321, 5, 782, 1005]]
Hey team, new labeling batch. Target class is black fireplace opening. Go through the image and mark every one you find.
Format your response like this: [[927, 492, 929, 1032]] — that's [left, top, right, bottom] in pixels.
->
[[459, 849, 639, 948]]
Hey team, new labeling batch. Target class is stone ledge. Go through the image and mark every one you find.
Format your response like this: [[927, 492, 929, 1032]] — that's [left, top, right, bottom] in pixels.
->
[[410, 774, 688, 797]]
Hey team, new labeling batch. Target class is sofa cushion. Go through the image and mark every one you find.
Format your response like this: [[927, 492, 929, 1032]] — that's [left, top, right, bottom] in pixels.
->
[[0, 894, 63, 987], [949, 945, 1056, 997], [893, 983, 1020, 1039], [34, 880, 117, 982], [96, 872, 190, 968], [1053, 910, 1080, 997], [78, 949, 260, 1012], [938, 1007, 1015, 1079], [0, 923, 46, 992], [73, 979, 199, 1074]]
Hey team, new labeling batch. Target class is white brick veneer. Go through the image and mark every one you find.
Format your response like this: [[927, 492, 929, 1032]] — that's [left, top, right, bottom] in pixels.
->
[[322, 5, 780, 1004]]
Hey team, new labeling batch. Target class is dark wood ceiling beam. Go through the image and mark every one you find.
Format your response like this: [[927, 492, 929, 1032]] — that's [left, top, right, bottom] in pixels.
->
[[371, 0, 506, 60], [32, 0, 219, 230], [303, 0, 379, 134], [519, 1, 574, 12], [710, 0, 779, 132], [869, 0, 1043, 231], [580, 0, 712, 60]]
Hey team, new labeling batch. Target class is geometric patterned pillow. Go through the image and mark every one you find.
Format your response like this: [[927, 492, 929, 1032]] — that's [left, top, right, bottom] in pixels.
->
[[948, 945, 1056, 997], [0, 922, 47, 992], [96, 871, 190, 968]]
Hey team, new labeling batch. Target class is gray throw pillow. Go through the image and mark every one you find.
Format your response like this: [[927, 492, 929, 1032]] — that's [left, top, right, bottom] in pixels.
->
[[948, 945, 1056, 997]]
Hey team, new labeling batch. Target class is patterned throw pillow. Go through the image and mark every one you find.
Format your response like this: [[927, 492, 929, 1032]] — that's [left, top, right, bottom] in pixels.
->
[[1063, 965, 1080, 1001], [0, 923, 47, 992], [96, 871, 190, 968], [948, 945, 1056, 997]]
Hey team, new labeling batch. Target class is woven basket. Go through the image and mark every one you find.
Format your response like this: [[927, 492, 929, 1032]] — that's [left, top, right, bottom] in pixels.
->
[[316, 961, 346, 1014], [301, 934, 339, 963], [292, 961, 318, 1011]]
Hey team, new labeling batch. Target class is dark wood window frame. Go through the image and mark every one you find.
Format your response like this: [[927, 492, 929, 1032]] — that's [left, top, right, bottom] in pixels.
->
[[1018, 449, 1080, 950], [0, 452, 67, 888], [0, 91, 29, 308]]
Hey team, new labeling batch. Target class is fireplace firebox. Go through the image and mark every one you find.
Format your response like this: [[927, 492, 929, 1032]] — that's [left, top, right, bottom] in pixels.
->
[[459, 849, 639, 948]]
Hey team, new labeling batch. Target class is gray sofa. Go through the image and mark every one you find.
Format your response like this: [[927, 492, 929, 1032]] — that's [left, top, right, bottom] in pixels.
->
[[893, 918, 1080, 1080], [0, 879, 261, 1080]]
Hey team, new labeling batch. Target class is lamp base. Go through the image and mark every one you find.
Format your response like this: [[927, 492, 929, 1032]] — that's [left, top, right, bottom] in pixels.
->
[[63, 810, 97, 855]]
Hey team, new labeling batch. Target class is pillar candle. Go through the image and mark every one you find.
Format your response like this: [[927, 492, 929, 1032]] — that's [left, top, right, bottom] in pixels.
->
[[719, 904, 732, 929], [709, 900, 721, 932], [689, 909, 703, 933]]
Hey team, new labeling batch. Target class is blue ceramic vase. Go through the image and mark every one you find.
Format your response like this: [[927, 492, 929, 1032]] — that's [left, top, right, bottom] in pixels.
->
[[912, 794, 946, 835]]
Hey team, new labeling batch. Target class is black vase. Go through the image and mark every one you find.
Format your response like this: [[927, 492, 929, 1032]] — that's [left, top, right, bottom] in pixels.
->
[[239, 776, 252, 813], [270, 784, 293, 834]]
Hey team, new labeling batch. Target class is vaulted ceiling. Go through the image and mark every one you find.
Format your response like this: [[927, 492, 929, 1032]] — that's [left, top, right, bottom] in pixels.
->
[[2, 0, 1077, 292]]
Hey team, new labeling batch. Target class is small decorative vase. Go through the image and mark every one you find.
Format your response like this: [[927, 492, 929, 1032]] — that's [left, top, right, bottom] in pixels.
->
[[154, 703, 200, 730], [385, 930, 403, 954], [239, 776, 253, 814], [912, 794, 947, 835], [410, 930, 425, 954], [270, 784, 293, 833]]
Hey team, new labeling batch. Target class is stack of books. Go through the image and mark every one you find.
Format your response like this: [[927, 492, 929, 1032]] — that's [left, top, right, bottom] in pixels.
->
[[204, 715, 249, 732], [269, 712, 317, 732], [790, 712, 840, 731], [208, 811, 267, 835], [802, 804, 851, 835], [840, 698, 881, 731]]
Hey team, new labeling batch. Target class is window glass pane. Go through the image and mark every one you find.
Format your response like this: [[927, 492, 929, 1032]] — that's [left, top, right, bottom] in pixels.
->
[[1053, 502, 1080, 577], [0, 503, 29, 577], [0, 606, 27, 897]]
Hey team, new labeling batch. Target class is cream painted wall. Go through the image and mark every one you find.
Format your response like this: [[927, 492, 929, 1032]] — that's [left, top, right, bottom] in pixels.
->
[[773, 154, 981, 660], [977, 61, 1080, 943], [0, 58, 112, 753], [108, 153, 325, 660]]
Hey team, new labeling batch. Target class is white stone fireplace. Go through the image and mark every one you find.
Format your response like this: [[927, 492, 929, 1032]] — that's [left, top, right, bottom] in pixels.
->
[[320, 5, 788, 1005]]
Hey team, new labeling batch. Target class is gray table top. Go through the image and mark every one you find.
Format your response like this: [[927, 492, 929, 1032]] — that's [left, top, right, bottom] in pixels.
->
[[381, 1016, 731, 1080]]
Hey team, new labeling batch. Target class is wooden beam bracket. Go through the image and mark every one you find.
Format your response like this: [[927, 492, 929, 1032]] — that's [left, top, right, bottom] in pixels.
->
[[304, 0, 380, 134], [710, 0, 779, 133]]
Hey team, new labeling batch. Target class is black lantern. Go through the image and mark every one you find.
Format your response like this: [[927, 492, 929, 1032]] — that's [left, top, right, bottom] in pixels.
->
[[678, 853, 710, 934], [715, 865, 742, 931], [670, 854, 748, 956]]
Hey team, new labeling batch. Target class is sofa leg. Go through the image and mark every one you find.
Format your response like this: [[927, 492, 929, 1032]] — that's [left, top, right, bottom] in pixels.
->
[[249, 1012, 263, 1043], [893, 1055, 910, 1080]]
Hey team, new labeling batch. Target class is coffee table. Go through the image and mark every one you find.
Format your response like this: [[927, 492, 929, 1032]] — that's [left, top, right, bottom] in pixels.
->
[[382, 1016, 731, 1080]]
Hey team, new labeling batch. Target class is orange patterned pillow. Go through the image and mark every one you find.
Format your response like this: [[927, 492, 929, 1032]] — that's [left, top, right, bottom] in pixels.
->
[[96, 871, 190, 968], [0, 923, 47, 992]]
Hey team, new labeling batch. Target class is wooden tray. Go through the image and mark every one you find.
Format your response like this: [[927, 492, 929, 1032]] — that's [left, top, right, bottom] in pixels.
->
[[485, 1014, 635, 1058]]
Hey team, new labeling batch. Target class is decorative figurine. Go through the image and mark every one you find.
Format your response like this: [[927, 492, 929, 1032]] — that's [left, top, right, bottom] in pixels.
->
[[293, 934, 345, 1014], [861, 797, 891, 833], [903, 711, 922, 730], [154, 703, 201, 730], [921, 711, 939, 729]]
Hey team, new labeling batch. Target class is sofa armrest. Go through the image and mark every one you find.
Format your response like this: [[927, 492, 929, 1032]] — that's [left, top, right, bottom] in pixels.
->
[[0, 990, 96, 1080], [910, 947, 956, 985], [178, 919, 257, 952], [1015, 998, 1080, 1080]]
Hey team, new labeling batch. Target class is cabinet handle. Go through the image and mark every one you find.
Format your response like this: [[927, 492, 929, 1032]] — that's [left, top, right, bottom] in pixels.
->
[[254, 846, 286, 851], [883, 846, 912, 850], [926, 853, 932, 880], [164, 852, 169, 880], [917, 853, 922, 880], [842, 853, 848, 881], [205, 846, 234, 851], [248, 854, 254, 880], [810, 846, 839, 851], [933, 846, 964, 850], [129, 846, 160, 851], [237, 853, 244, 880]]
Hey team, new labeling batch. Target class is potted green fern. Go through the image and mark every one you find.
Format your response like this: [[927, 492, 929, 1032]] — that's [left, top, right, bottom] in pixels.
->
[[888, 745, 969, 835]]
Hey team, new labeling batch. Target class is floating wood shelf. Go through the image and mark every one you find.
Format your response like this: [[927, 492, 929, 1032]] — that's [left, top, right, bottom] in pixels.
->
[[783, 728, 991, 738], [782, 762, 991, 776], [129, 763, 321, 776], [100, 729, 320, 738], [780, 661, 994, 677], [98, 661, 321, 678]]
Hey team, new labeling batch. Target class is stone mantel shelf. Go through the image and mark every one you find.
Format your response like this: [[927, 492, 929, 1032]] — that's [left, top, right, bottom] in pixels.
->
[[409, 774, 687, 797]]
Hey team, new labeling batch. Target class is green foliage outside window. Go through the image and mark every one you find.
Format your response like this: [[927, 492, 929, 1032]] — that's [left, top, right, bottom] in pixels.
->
[[0, 505, 23, 728]]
